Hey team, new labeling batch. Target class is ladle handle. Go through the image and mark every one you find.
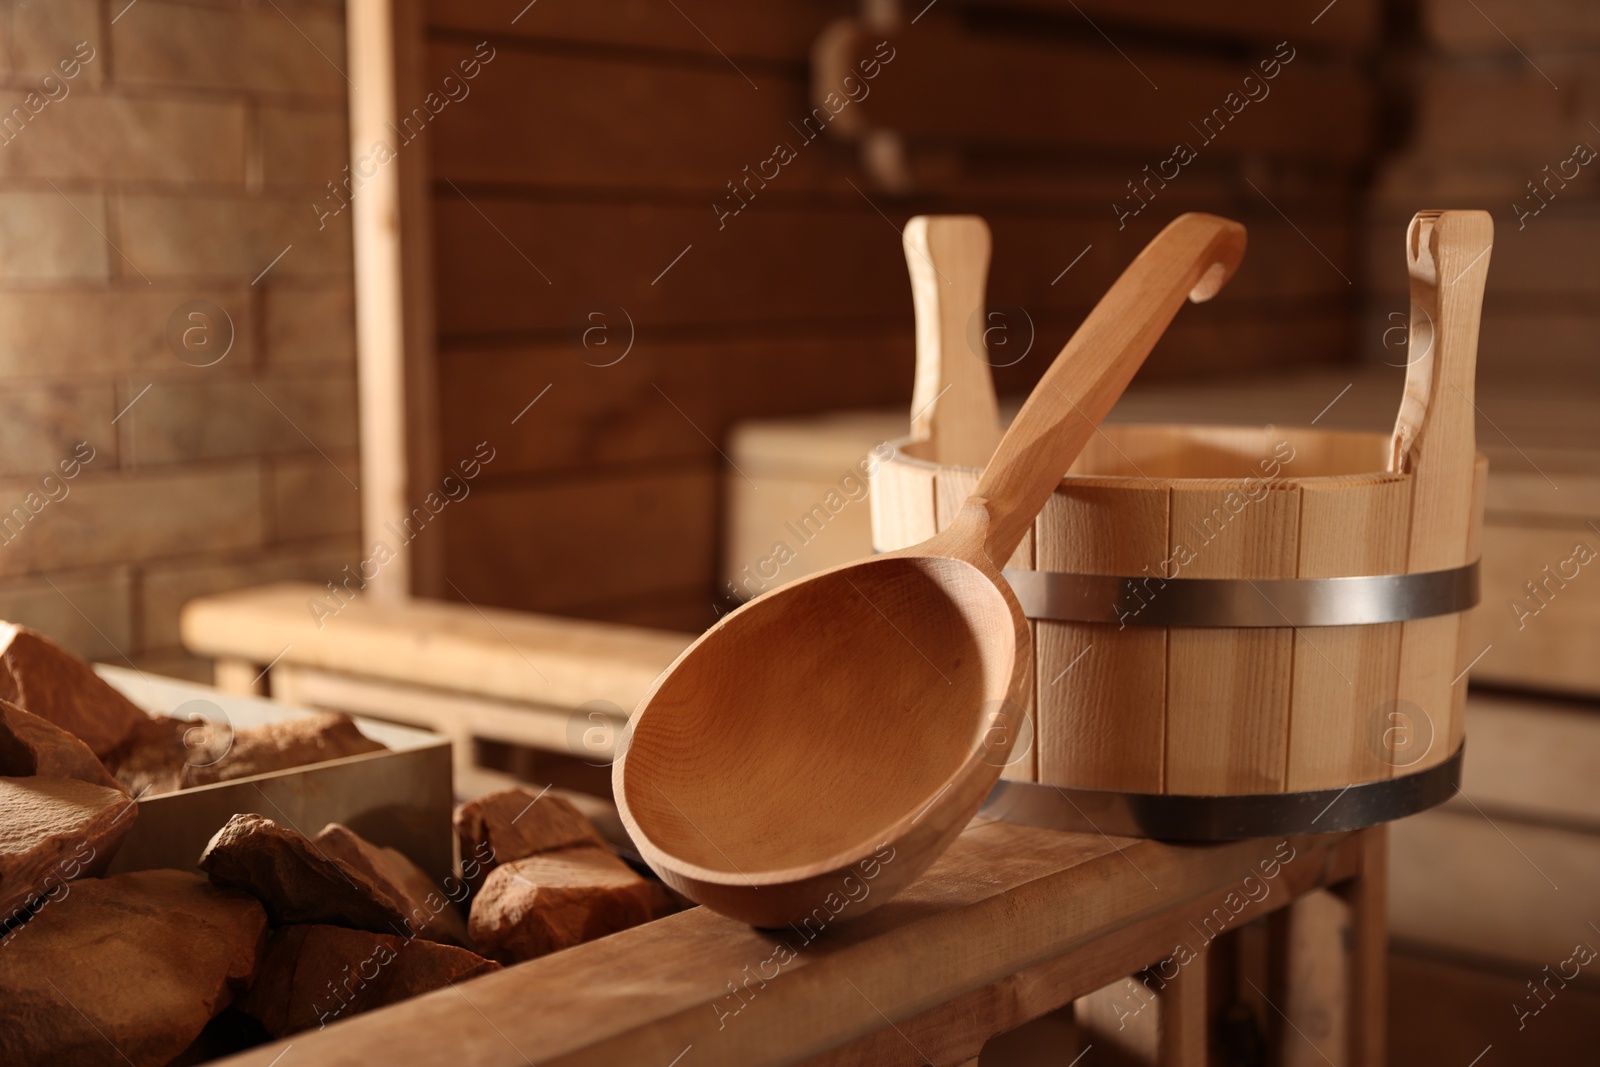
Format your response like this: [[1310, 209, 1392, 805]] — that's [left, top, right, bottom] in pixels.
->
[[963, 213, 1247, 565]]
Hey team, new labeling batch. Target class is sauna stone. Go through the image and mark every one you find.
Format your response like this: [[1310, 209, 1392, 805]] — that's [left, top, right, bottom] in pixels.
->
[[0, 869, 266, 1067], [0, 776, 134, 923], [112, 710, 387, 797], [453, 787, 605, 891], [239, 923, 499, 1037], [315, 822, 470, 945], [0, 698, 124, 791], [199, 813, 421, 937], [468, 846, 653, 964], [0, 623, 150, 760]]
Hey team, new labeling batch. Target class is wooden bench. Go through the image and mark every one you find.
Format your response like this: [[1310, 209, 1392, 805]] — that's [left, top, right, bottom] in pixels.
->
[[180, 582, 692, 790], [212, 821, 1387, 1066]]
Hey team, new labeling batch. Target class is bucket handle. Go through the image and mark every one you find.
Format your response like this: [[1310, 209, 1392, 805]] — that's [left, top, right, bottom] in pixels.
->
[[1388, 210, 1493, 477], [1387, 210, 1493, 567], [903, 216, 1002, 467]]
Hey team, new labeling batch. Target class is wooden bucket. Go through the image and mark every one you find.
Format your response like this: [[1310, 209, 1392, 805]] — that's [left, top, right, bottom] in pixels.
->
[[871, 212, 1492, 839]]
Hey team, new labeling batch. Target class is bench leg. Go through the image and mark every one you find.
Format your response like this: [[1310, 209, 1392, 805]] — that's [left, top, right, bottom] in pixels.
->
[[1074, 947, 1210, 1066], [1337, 825, 1388, 1067], [1268, 889, 1347, 1066], [1076, 976, 1161, 1061], [1159, 943, 1208, 1066], [212, 657, 263, 695]]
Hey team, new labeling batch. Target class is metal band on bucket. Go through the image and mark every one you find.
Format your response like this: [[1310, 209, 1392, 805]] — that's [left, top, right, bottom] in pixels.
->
[[1000, 559, 1479, 628], [979, 744, 1463, 840]]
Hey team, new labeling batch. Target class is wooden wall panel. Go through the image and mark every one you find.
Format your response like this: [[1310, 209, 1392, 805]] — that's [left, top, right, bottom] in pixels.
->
[[966, 0, 1382, 50], [440, 464, 718, 621], [433, 199, 1358, 341], [438, 331, 913, 479], [432, 199, 906, 339], [833, 17, 1377, 161], [423, 0, 1382, 627], [426, 45, 852, 194], [427, 0, 849, 63], [1421, 0, 1600, 54]]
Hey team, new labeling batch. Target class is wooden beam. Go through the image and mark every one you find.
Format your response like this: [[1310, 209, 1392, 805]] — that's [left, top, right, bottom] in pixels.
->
[[815, 17, 1378, 162], [347, 0, 443, 599], [179, 581, 691, 712]]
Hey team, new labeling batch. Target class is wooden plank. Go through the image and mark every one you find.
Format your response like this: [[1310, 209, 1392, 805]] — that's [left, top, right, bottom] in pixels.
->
[[826, 17, 1377, 161], [393, 0, 446, 598], [1076, 977, 1161, 1062], [437, 332, 912, 480], [1421, 0, 1600, 54], [348, 0, 441, 598], [1474, 311, 1600, 389], [180, 580, 691, 713], [426, 44, 850, 194], [1364, 207, 1600, 299], [1285, 474, 1412, 790], [960, 0, 1382, 50], [1390, 950, 1600, 1064], [431, 199, 905, 339], [1158, 940, 1208, 1067], [1335, 825, 1386, 1067], [553, 585, 723, 635], [209, 823, 1365, 1067], [1035, 480, 1170, 793], [211, 656, 263, 696], [1009, 213, 1358, 310], [430, 0, 1380, 60], [426, 0, 848, 63], [1485, 465, 1600, 528], [1403, 62, 1584, 159], [1466, 521, 1600, 697], [1268, 890, 1350, 1067], [273, 663, 625, 756], [1165, 481, 1301, 794], [1457, 691, 1600, 829], [1389, 807, 1599, 968], [440, 465, 718, 615], [436, 309, 1354, 482], [431, 199, 1359, 340]]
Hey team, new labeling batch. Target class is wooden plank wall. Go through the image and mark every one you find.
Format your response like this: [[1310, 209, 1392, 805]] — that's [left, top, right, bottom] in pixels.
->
[[1362, 0, 1600, 386], [422, 0, 1386, 630]]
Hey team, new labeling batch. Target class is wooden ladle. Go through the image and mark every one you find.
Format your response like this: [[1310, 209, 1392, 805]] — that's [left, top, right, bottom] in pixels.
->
[[615, 213, 1248, 926]]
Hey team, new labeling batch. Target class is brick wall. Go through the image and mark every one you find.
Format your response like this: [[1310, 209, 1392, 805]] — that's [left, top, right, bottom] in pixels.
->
[[0, 0, 358, 677]]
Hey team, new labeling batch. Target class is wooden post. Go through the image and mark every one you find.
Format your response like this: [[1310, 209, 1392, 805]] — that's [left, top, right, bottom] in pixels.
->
[[1335, 825, 1389, 1066], [1269, 890, 1349, 1067], [345, 0, 441, 600], [211, 657, 263, 696], [1159, 945, 1209, 1066], [1076, 975, 1161, 1061]]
